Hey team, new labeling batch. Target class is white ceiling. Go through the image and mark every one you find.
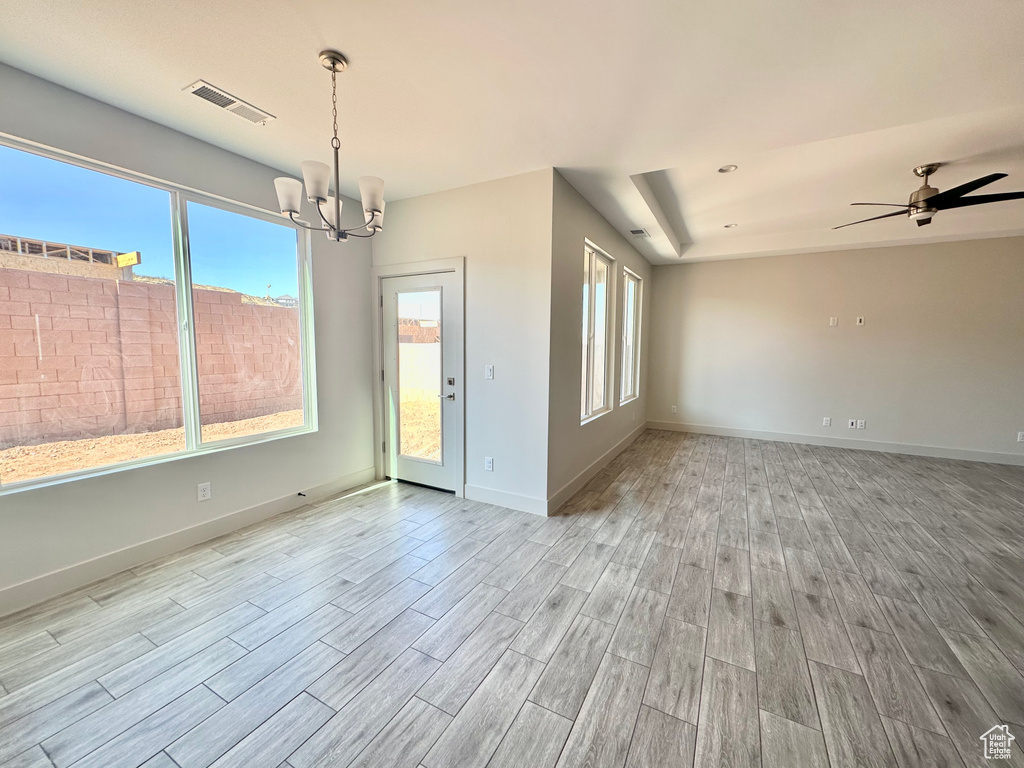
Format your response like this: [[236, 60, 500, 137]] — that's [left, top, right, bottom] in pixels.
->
[[0, 0, 1022, 263]]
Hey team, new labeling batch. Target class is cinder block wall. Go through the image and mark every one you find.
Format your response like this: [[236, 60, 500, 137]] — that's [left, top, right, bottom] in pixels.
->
[[192, 287, 303, 426], [0, 268, 302, 446]]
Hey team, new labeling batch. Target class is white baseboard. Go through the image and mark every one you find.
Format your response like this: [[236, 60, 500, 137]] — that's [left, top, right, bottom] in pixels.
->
[[647, 421, 1024, 466], [0, 467, 376, 619], [546, 424, 647, 514], [464, 484, 549, 517]]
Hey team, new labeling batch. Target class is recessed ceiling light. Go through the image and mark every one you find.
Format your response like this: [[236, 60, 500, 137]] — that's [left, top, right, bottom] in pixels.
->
[[724, 223, 738, 228], [718, 164, 738, 173]]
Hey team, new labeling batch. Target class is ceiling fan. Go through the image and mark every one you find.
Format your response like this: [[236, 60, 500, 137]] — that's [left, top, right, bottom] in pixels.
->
[[834, 164, 1024, 229]]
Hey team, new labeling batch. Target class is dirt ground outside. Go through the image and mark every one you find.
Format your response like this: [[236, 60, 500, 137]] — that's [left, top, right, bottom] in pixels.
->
[[399, 398, 442, 462], [2, 395, 446, 484], [0, 410, 304, 485], [2, 398, 446, 484]]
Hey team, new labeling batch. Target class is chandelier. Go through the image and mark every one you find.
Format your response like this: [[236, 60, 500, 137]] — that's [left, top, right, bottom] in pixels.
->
[[274, 50, 385, 242]]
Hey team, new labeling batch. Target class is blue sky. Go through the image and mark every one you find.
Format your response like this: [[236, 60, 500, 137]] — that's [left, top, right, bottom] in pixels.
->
[[188, 202, 298, 297], [0, 144, 298, 297], [398, 291, 441, 322]]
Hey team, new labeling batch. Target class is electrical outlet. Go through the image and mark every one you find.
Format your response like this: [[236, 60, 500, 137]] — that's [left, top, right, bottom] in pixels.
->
[[829, 317, 838, 327], [670, 406, 677, 414], [484, 457, 494, 472], [848, 419, 857, 429], [197, 482, 211, 502], [822, 417, 831, 427], [1017, 431, 1024, 443], [484, 364, 494, 380], [856, 317, 865, 326], [857, 419, 866, 429]]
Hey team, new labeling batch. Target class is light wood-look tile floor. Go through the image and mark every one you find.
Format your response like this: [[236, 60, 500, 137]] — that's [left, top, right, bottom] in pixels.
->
[[2, 430, 1024, 768]]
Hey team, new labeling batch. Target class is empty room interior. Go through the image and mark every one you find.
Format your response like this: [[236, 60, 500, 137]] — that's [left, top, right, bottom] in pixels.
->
[[1, 1, 1023, 767]]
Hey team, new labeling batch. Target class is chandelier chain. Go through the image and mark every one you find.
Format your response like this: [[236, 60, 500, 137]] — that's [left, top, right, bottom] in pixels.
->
[[331, 69, 341, 150]]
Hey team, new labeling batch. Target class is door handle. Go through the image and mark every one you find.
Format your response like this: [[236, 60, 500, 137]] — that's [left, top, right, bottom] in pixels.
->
[[439, 393, 455, 401]]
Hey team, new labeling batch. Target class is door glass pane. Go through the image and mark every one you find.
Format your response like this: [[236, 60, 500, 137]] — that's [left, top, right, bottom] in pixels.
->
[[591, 257, 609, 412], [0, 144, 183, 485], [185, 201, 305, 444], [398, 289, 441, 462]]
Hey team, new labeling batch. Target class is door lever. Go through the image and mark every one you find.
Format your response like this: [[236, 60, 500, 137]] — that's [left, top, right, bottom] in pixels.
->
[[439, 393, 456, 401]]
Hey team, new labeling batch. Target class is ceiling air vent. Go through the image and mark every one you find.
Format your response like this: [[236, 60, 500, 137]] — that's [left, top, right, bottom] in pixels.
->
[[184, 80, 275, 125], [629, 228, 651, 238]]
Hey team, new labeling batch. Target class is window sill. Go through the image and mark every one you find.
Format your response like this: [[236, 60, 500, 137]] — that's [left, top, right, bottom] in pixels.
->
[[580, 407, 613, 426], [0, 424, 316, 497], [619, 395, 639, 406]]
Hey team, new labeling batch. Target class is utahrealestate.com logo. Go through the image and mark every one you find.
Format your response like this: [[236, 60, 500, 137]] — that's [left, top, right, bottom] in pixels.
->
[[981, 725, 1016, 760]]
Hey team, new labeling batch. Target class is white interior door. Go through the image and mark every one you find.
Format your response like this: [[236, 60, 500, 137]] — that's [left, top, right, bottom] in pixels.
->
[[381, 272, 460, 491]]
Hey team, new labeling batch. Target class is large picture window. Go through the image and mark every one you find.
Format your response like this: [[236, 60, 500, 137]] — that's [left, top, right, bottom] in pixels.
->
[[0, 142, 314, 489], [620, 267, 642, 403], [581, 243, 614, 422]]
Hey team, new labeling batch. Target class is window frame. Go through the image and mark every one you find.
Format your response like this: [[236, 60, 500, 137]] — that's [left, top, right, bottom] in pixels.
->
[[0, 135, 318, 495], [619, 267, 642, 405], [580, 240, 616, 424]]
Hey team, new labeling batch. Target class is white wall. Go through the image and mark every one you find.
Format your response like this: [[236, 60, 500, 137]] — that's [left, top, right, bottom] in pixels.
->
[[647, 237, 1024, 464], [547, 172, 651, 508], [0, 63, 376, 614], [372, 169, 555, 513]]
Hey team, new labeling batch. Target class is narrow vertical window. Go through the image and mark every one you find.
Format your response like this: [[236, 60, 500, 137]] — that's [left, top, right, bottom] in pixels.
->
[[580, 251, 591, 418], [620, 268, 642, 403], [581, 243, 615, 422]]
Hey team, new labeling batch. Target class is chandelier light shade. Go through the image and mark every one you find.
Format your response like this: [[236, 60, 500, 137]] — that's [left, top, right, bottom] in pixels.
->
[[273, 50, 385, 241], [359, 176, 385, 231], [300, 161, 331, 203], [274, 177, 303, 216]]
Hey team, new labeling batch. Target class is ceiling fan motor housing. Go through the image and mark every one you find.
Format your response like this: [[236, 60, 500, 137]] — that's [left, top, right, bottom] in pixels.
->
[[908, 184, 939, 220]]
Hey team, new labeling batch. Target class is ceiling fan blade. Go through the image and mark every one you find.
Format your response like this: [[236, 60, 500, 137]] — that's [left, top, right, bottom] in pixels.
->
[[851, 203, 910, 208], [934, 191, 1024, 210], [926, 173, 1008, 208], [916, 218, 931, 227], [832, 210, 907, 230]]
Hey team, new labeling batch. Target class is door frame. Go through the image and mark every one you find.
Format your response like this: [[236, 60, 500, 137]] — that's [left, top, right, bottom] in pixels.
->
[[371, 257, 466, 496]]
